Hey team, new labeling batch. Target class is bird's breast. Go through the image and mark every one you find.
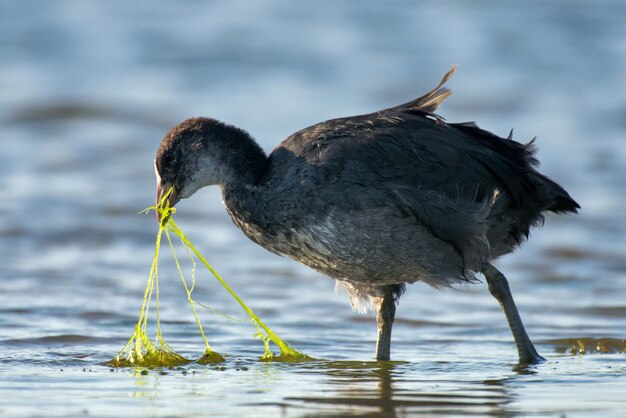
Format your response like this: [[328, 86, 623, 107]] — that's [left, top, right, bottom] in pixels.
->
[[230, 208, 343, 274]]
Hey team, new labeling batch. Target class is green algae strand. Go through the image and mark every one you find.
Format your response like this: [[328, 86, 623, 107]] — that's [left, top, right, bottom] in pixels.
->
[[109, 186, 311, 368]]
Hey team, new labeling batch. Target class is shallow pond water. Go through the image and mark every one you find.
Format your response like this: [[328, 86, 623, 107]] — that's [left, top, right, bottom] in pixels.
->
[[1, 1, 626, 417]]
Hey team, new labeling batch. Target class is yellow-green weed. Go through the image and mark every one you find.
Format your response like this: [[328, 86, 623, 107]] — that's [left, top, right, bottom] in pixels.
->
[[108, 188, 311, 367]]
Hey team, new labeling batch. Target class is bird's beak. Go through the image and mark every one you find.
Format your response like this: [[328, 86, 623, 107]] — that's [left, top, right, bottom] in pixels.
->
[[155, 182, 178, 224], [154, 159, 180, 224]]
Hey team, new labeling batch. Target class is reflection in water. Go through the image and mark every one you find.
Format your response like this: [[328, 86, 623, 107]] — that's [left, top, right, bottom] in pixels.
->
[[130, 370, 161, 418], [130, 369, 157, 399], [285, 361, 514, 417]]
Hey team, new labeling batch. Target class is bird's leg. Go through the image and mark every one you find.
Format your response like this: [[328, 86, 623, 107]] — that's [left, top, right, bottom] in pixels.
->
[[483, 263, 545, 365], [375, 286, 396, 361]]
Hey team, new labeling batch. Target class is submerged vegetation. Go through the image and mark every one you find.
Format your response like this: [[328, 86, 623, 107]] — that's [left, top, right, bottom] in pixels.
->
[[108, 188, 311, 368], [549, 338, 626, 356]]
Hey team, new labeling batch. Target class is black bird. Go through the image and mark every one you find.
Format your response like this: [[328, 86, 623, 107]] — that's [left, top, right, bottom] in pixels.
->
[[154, 67, 579, 364]]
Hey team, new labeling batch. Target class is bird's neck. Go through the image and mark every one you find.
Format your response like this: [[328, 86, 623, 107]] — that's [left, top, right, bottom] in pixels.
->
[[218, 131, 269, 225], [219, 133, 269, 189], [221, 180, 271, 248]]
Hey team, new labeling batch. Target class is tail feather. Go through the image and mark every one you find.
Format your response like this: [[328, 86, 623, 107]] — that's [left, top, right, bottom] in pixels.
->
[[539, 175, 580, 214], [388, 65, 458, 114]]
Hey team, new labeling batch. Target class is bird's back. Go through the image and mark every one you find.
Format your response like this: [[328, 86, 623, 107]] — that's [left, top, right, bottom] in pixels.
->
[[234, 69, 578, 291]]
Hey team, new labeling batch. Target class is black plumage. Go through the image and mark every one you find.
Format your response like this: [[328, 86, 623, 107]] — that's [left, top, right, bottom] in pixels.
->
[[154, 67, 579, 363]]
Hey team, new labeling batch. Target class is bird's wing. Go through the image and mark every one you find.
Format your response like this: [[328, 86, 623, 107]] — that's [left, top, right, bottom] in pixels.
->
[[267, 111, 540, 275]]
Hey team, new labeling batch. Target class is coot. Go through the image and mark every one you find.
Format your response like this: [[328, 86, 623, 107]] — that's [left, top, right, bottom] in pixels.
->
[[154, 67, 579, 363]]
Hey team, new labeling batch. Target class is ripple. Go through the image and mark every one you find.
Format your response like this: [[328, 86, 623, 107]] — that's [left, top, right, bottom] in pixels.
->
[[6, 101, 173, 128], [2, 334, 111, 346]]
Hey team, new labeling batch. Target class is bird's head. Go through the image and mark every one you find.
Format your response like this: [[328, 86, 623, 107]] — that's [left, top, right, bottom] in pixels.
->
[[154, 117, 268, 223]]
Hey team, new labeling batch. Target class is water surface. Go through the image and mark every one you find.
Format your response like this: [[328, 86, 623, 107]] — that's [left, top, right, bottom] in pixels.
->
[[1, 1, 625, 417]]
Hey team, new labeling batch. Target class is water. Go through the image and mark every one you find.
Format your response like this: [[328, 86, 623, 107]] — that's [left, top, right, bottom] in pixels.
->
[[1, 1, 625, 416]]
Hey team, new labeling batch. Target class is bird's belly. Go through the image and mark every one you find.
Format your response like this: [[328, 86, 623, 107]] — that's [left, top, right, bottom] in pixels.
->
[[238, 208, 466, 288]]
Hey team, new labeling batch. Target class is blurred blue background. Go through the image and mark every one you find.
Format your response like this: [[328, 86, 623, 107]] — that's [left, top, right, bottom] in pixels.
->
[[1, 1, 625, 417]]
